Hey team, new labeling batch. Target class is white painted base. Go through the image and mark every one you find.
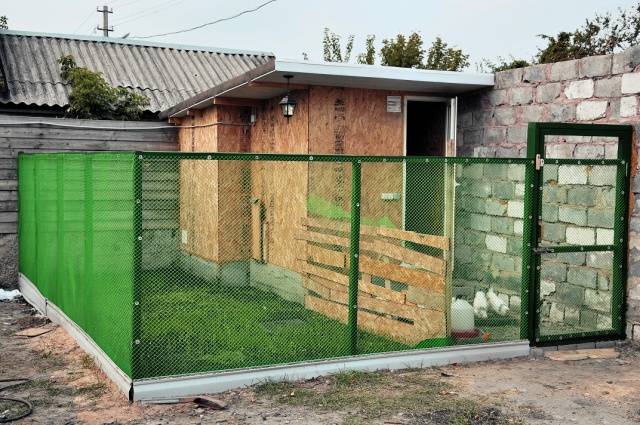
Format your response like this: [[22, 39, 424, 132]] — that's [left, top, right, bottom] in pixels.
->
[[133, 340, 530, 402], [18, 273, 133, 398]]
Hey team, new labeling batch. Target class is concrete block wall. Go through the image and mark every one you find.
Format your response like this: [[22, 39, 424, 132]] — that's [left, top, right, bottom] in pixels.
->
[[457, 45, 640, 337]]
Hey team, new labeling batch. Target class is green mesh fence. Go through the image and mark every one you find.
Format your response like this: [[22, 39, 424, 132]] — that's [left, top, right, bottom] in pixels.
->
[[17, 150, 628, 380], [18, 153, 135, 377]]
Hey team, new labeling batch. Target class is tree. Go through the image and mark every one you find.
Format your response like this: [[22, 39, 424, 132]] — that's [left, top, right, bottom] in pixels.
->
[[380, 32, 425, 68], [323, 28, 354, 63], [537, 3, 640, 63], [58, 55, 149, 120], [357, 35, 376, 65], [477, 56, 531, 73], [0, 16, 8, 30], [424, 37, 469, 71]]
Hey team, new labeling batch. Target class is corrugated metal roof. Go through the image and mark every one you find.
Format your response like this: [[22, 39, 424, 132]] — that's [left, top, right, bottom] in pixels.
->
[[0, 30, 274, 113]]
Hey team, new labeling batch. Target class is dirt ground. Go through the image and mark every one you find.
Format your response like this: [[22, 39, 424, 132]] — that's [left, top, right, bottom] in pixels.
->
[[2, 298, 640, 425]]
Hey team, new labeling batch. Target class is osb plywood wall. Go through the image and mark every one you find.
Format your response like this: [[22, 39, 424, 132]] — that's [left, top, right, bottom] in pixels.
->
[[177, 87, 409, 268]]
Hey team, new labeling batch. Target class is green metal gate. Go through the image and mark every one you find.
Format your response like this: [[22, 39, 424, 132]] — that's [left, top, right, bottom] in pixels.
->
[[526, 123, 632, 345]]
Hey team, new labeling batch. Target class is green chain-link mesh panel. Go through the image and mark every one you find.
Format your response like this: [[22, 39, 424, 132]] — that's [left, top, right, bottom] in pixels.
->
[[18, 153, 135, 377]]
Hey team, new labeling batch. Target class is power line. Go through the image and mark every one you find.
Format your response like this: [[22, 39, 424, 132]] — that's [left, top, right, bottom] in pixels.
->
[[134, 0, 278, 39], [112, 0, 186, 26], [73, 10, 96, 34]]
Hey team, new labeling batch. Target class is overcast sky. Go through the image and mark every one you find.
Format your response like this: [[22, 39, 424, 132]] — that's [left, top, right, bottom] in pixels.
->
[[3, 0, 639, 68]]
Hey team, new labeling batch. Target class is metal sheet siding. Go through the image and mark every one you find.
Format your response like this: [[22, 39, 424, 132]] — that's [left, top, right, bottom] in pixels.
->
[[0, 32, 273, 113]]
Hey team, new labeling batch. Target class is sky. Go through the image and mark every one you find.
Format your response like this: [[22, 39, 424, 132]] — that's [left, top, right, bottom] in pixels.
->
[[3, 0, 639, 68]]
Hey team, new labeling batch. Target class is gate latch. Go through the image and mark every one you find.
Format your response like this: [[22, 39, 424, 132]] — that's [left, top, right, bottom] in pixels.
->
[[533, 246, 555, 254], [535, 154, 544, 170]]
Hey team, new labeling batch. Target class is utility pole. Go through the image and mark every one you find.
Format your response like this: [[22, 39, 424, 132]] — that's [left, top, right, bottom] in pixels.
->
[[97, 5, 113, 37]]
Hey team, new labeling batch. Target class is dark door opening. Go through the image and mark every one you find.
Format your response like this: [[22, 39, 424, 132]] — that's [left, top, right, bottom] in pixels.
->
[[404, 100, 448, 247]]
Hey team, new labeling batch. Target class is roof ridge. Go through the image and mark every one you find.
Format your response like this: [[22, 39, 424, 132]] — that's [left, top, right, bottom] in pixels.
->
[[0, 29, 275, 58]]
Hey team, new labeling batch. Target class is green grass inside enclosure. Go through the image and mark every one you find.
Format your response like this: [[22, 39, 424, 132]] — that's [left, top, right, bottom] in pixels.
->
[[135, 270, 410, 379]]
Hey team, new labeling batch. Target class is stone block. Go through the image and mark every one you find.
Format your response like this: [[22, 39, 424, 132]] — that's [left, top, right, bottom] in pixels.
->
[[459, 111, 473, 128], [485, 198, 507, 216], [550, 60, 578, 81], [568, 187, 596, 206], [556, 283, 586, 305], [577, 100, 608, 121], [491, 253, 516, 272], [620, 96, 638, 117], [543, 222, 567, 243], [548, 103, 576, 122], [541, 280, 556, 297], [558, 206, 587, 225], [536, 82, 562, 103], [556, 252, 586, 266], [581, 309, 598, 328], [507, 200, 524, 218], [564, 307, 580, 325], [492, 216, 514, 234], [496, 68, 523, 89], [515, 183, 525, 197], [597, 314, 612, 330], [558, 165, 588, 184], [521, 104, 545, 122], [506, 236, 523, 256], [510, 86, 533, 105], [510, 295, 521, 311], [492, 181, 514, 199], [589, 165, 617, 186], [549, 303, 565, 322], [594, 76, 621, 98], [470, 181, 492, 197], [506, 125, 528, 144], [566, 227, 596, 245], [587, 209, 614, 228], [567, 267, 597, 288], [484, 164, 508, 179], [485, 234, 508, 253], [523, 64, 548, 82], [587, 251, 613, 269], [612, 45, 640, 74], [574, 144, 604, 158], [468, 213, 492, 232], [473, 110, 494, 126], [496, 146, 520, 157], [460, 196, 485, 213], [604, 144, 618, 159], [488, 89, 508, 106], [463, 129, 483, 146], [508, 164, 526, 182], [484, 127, 507, 144], [544, 164, 559, 182], [514, 220, 524, 235], [541, 204, 558, 222], [494, 107, 516, 125], [565, 79, 594, 99], [579, 54, 612, 78], [541, 262, 567, 282], [596, 228, 614, 245], [585, 289, 611, 312], [546, 143, 575, 158], [462, 164, 484, 179], [622, 72, 640, 94]]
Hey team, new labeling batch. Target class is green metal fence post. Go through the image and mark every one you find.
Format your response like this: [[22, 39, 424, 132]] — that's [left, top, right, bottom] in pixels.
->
[[132, 152, 143, 380], [348, 160, 362, 356]]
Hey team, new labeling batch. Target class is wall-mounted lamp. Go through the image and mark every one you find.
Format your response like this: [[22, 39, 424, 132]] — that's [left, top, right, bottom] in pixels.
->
[[279, 74, 297, 119]]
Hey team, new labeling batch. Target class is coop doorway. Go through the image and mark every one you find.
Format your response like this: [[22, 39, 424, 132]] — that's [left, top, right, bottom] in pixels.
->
[[403, 97, 457, 241]]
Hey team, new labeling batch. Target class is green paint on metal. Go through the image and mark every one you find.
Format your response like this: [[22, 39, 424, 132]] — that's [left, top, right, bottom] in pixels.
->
[[348, 160, 361, 356]]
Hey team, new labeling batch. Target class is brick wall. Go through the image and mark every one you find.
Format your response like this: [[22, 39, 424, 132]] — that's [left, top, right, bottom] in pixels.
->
[[457, 45, 640, 338]]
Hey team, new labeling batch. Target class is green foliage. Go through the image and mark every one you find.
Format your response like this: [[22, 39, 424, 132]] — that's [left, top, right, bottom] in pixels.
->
[[537, 3, 640, 63], [380, 32, 469, 71], [356, 35, 376, 65], [477, 56, 531, 73], [0, 16, 7, 30], [380, 32, 425, 68], [58, 55, 149, 120], [424, 36, 470, 71], [323, 28, 354, 63]]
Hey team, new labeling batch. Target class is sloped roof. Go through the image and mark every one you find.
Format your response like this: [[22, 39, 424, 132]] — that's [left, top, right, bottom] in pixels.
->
[[0, 30, 274, 113]]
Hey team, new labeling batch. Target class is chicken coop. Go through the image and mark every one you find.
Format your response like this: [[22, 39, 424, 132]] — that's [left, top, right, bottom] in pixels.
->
[[18, 118, 630, 401]]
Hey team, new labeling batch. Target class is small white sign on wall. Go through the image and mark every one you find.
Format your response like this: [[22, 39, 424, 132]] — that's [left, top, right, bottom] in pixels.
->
[[386, 96, 402, 113]]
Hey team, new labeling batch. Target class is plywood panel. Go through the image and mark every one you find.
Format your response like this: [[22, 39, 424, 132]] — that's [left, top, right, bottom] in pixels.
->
[[359, 256, 444, 294]]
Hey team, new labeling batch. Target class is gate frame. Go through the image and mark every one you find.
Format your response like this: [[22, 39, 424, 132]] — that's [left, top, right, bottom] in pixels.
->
[[525, 122, 633, 346]]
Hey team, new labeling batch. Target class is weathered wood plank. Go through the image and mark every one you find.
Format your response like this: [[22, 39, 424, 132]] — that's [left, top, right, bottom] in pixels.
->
[[297, 261, 349, 285], [0, 212, 18, 222], [297, 229, 350, 248], [0, 222, 17, 233], [371, 239, 445, 276], [359, 256, 445, 294], [299, 243, 347, 269]]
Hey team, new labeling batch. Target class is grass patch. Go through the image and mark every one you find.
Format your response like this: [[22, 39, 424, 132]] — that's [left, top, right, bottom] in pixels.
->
[[135, 270, 408, 378], [254, 370, 522, 424], [80, 354, 94, 369], [75, 381, 107, 398]]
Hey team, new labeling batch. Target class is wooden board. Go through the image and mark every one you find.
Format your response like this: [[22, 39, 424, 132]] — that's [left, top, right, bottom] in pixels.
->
[[299, 243, 347, 268], [371, 239, 445, 276], [359, 256, 445, 294]]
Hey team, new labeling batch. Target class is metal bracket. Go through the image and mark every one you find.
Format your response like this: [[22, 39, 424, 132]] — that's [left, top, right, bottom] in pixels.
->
[[533, 246, 554, 254], [535, 154, 544, 170]]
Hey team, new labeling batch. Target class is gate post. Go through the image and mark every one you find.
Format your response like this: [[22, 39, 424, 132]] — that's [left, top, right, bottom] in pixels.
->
[[348, 160, 361, 355]]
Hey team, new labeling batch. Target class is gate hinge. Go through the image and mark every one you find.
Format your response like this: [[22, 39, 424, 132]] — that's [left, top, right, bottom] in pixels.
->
[[535, 154, 544, 170]]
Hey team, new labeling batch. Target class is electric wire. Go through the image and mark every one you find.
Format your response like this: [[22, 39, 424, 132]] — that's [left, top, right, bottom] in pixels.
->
[[73, 10, 96, 34], [111, 0, 187, 26], [134, 0, 278, 39], [0, 379, 32, 423]]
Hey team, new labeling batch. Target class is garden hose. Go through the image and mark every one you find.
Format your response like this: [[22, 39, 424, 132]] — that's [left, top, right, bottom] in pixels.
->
[[0, 379, 33, 423]]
